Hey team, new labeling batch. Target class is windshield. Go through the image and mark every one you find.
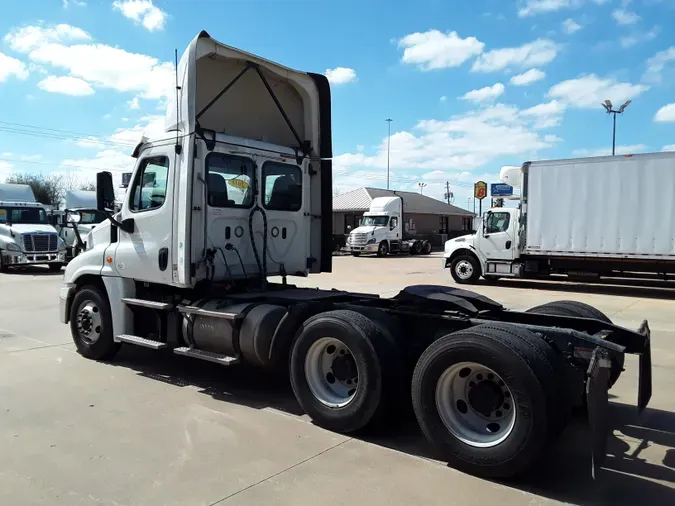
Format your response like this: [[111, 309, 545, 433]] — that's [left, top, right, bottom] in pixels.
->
[[0, 207, 48, 225], [361, 216, 389, 227]]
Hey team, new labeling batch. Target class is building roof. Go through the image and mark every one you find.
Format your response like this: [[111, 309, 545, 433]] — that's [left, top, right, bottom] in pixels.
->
[[333, 187, 474, 216]]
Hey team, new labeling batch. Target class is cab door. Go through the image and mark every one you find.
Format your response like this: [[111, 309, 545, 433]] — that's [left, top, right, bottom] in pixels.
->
[[111, 148, 174, 284], [476, 210, 516, 261]]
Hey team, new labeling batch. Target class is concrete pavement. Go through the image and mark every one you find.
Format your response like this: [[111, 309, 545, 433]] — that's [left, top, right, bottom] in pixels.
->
[[1, 259, 674, 505]]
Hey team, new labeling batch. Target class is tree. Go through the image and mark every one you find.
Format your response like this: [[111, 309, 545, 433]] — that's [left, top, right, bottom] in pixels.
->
[[4, 173, 65, 209], [79, 181, 96, 191]]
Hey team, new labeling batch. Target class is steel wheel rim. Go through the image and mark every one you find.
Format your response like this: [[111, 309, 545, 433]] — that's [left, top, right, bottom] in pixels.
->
[[76, 300, 102, 344], [455, 260, 474, 280], [305, 337, 359, 408], [379, 243, 387, 255], [435, 361, 516, 448]]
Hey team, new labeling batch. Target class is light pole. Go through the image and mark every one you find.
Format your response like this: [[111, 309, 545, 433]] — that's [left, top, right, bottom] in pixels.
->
[[385, 118, 393, 190], [601, 99, 631, 155], [417, 182, 427, 194]]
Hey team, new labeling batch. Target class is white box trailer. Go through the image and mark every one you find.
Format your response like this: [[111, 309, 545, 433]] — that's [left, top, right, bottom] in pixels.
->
[[524, 153, 675, 260], [444, 152, 675, 283]]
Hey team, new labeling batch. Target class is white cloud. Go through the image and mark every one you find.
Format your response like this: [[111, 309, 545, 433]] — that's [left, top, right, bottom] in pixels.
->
[[520, 100, 567, 129], [37, 75, 95, 96], [572, 144, 648, 157], [663, 144, 675, 152], [63, 0, 86, 7], [643, 46, 675, 84], [654, 103, 675, 122], [4, 24, 90, 52], [128, 96, 140, 109], [460, 83, 505, 103], [612, 9, 641, 25], [325, 67, 357, 85], [472, 39, 559, 73], [548, 74, 648, 108], [0, 52, 29, 82], [398, 30, 484, 70], [620, 27, 658, 48], [0, 161, 15, 182], [509, 68, 545, 86], [112, 1, 167, 32], [518, 0, 581, 17], [440, 96, 448, 102], [562, 18, 582, 34], [5, 24, 174, 99]]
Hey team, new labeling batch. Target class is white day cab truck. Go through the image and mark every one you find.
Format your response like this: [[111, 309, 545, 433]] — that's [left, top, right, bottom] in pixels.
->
[[59, 31, 652, 480], [346, 196, 432, 256], [444, 154, 675, 285], [0, 183, 67, 272]]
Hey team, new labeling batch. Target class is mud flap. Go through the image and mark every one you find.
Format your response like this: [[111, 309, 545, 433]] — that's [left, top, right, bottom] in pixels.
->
[[637, 320, 652, 413], [586, 347, 612, 479]]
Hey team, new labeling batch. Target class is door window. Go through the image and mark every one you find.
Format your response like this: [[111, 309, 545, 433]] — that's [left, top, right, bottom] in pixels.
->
[[205, 153, 254, 208], [129, 156, 170, 212], [485, 212, 510, 234], [389, 217, 398, 230], [262, 162, 302, 212]]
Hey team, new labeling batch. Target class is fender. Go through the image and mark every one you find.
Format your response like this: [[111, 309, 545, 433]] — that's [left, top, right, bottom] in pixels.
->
[[444, 243, 488, 276]]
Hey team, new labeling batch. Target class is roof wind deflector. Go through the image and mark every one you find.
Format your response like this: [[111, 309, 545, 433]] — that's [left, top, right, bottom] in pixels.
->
[[195, 61, 311, 160]]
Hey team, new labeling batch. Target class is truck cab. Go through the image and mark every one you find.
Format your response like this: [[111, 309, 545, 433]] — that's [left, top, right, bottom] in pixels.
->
[[0, 184, 67, 272], [346, 197, 401, 256], [56, 191, 108, 260]]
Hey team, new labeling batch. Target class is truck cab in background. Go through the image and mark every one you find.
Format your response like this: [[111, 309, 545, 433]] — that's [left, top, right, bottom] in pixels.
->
[[346, 196, 432, 256], [55, 190, 108, 261]]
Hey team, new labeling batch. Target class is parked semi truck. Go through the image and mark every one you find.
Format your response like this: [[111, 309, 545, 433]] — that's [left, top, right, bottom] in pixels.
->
[[444, 154, 675, 284], [58, 31, 652, 480], [0, 183, 67, 272], [346, 196, 432, 256]]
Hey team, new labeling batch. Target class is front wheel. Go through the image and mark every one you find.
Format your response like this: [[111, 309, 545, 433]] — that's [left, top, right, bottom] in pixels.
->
[[70, 286, 121, 361], [450, 255, 481, 284], [377, 241, 389, 257]]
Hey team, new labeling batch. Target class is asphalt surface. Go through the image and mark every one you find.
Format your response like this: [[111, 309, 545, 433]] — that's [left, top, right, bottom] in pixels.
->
[[1, 255, 674, 505]]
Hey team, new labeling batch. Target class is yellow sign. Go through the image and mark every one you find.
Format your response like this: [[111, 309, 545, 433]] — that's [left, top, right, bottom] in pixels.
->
[[227, 177, 249, 191], [0, 209, 5, 222], [474, 181, 487, 200]]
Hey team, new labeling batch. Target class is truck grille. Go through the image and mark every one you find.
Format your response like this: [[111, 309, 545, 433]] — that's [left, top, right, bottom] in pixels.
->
[[22, 233, 58, 252], [350, 233, 368, 246]]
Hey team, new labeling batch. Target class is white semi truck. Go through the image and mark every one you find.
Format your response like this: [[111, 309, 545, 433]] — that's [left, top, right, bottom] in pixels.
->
[[346, 196, 432, 256], [56, 190, 108, 261], [0, 183, 67, 272], [444, 153, 675, 284], [58, 31, 652, 480]]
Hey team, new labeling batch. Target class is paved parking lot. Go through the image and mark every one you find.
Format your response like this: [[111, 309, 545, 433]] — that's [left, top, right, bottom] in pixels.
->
[[1, 255, 674, 505]]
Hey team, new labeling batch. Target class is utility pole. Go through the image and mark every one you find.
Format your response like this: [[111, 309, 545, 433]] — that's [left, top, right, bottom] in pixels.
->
[[444, 181, 451, 204], [385, 118, 393, 190], [601, 99, 632, 155], [417, 182, 427, 194]]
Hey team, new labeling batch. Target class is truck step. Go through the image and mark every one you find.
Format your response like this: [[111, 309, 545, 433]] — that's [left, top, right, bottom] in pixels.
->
[[173, 347, 239, 366], [177, 305, 243, 320], [121, 298, 173, 310], [116, 334, 168, 350]]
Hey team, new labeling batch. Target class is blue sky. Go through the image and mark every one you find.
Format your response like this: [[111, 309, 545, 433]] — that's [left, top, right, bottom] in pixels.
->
[[1, 0, 674, 208]]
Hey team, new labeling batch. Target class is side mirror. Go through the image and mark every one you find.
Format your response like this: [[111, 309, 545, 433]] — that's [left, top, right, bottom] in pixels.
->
[[96, 171, 116, 211], [66, 210, 82, 224]]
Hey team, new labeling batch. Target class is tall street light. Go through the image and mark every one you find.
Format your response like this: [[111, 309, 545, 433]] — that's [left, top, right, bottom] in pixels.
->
[[417, 182, 427, 194], [385, 118, 393, 190], [601, 99, 632, 155]]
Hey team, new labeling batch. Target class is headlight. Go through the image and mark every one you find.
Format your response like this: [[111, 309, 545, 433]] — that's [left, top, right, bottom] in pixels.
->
[[367, 238, 376, 245], [5, 242, 21, 252]]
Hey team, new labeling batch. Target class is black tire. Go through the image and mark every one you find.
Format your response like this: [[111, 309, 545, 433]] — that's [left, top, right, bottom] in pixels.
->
[[450, 254, 481, 284], [0, 250, 7, 273], [289, 309, 397, 434], [48, 263, 63, 272], [351, 252, 361, 257], [422, 241, 432, 255], [377, 241, 389, 257], [411, 241, 422, 255], [526, 300, 624, 387], [412, 324, 567, 479], [69, 286, 121, 361]]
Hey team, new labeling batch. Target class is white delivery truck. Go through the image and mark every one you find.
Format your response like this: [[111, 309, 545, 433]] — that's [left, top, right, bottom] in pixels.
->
[[56, 190, 108, 260], [444, 153, 675, 284], [58, 30, 652, 480], [346, 195, 432, 256], [0, 183, 67, 272]]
